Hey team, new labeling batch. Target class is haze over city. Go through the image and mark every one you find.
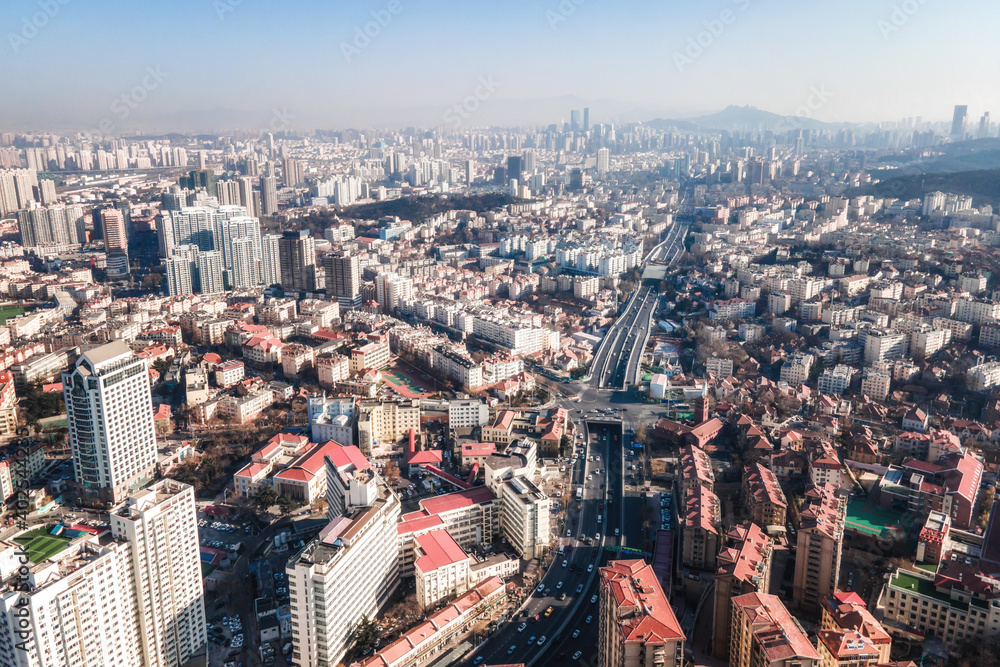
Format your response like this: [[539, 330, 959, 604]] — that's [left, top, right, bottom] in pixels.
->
[[3, 0, 998, 132], [2, 3, 1000, 667]]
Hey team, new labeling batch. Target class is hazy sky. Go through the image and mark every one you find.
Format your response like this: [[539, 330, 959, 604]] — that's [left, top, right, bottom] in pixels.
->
[[2, 0, 997, 133]]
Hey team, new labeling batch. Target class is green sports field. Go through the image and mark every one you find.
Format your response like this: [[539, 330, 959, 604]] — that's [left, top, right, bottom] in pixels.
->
[[845, 496, 905, 539], [0, 305, 25, 326], [14, 528, 72, 563]]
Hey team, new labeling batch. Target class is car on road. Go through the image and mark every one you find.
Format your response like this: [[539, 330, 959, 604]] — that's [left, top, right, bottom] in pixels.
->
[[559, 592, 567, 601], [536, 583, 545, 593], [518, 623, 526, 632], [537, 636, 546, 646], [585, 616, 593, 624], [474, 657, 484, 665], [532, 613, 540, 622], [572, 629, 581, 638], [615, 528, 620, 536], [562, 560, 568, 567], [544, 588, 551, 596], [528, 636, 536, 645], [591, 595, 598, 604], [556, 581, 563, 589], [576, 583, 583, 593], [544, 606, 554, 617], [508, 645, 517, 655], [587, 564, 593, 572]]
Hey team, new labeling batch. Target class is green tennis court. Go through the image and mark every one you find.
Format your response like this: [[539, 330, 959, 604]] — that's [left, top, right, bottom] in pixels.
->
[[845, 496, 905, 538], [14, 528, 72, 563], [382, 367, 433, 398]]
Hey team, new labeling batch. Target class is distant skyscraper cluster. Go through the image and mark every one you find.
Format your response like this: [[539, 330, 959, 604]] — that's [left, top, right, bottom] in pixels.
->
[[157, 205, 296, 295]]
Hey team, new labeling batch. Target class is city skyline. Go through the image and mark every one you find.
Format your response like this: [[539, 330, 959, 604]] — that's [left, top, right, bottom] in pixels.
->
[[2, 0, 997, 132]]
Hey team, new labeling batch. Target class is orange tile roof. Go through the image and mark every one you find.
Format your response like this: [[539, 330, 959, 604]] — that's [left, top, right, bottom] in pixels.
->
[[600, 559, 684, 644]]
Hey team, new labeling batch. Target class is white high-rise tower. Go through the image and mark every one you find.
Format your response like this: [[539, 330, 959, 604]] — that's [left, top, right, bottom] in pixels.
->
[[62, 341, 158, 504]]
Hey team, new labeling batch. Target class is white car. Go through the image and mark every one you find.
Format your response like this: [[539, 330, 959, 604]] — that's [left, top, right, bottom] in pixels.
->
[[585, 615, 593, 624], [572, 629, 581, 638], [556, 581, 563, 589], [562, 560, 568, 567], [518, 623, 526, 632], [537, 636, 546, 646], [590, 595, 597, 604], [587, 564, 593, 572]]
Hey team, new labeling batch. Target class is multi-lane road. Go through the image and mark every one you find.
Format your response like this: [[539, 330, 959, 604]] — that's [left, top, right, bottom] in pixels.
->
[[460, 223, 689, 665], [463, 418, 636, 667], [463, 421, 614, 666], [588, 221, 688, 390]]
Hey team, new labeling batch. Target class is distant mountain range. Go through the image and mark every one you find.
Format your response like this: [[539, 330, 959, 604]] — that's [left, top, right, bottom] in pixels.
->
[[646, 105, 848, 132]]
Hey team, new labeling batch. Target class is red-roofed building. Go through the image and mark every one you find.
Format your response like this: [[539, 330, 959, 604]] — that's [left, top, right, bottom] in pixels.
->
[[414, 529, 471, 608], [598, 559, 685, 667], [794, 484, 847, 613], [820, 593, 892, 663], [743, 462, 788, 530], [713, 523, 774, 659], [730, 593, 819, 667], [916, 511, 951, 565], [681, 485, 721, 571], [460, 442, 496, 468], [349, 576, 507, 667], [879, 452, 983, 529], [135, 343, 174, 364], [242, 334, 283, 368], [273, 440, 344, 503], [233, 432, 313, 498], [401, 487, 500, 555], [680, 444, 714, 494], [816, 629, 882, 667]]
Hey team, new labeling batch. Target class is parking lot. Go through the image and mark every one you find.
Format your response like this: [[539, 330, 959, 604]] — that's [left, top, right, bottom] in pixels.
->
[[198, 515, 257, 552]]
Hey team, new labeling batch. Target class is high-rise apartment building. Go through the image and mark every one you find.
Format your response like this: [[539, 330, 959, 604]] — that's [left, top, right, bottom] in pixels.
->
[[165, 248, 196, 296], [196, 250, 225, 295], [62, 341, 158, 504], [0, 168, 38, 215], [219, 216, 262, 288], [16, 204, 85, 247], [102, 208, 128, 255], [951, 104, 968, 141], [326, 251, 362, 310], [279, 230, 320, 292], [237, 176, 258, 218], [598, 559, 685, 667], [110, 479, 207, 667], [597, 147, 610, 174], [261, 233, 281, 287], [260, 175, 278, 215], [217, 179, 240, 206], [288, 450, 400, 667], [283, 158, 304, 186], [375, 272, 412, 313], [713, 523, 773, 659], [793, 484, 846, 614], [730, 593, 819, 667], [0, 479, 206, 667]]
